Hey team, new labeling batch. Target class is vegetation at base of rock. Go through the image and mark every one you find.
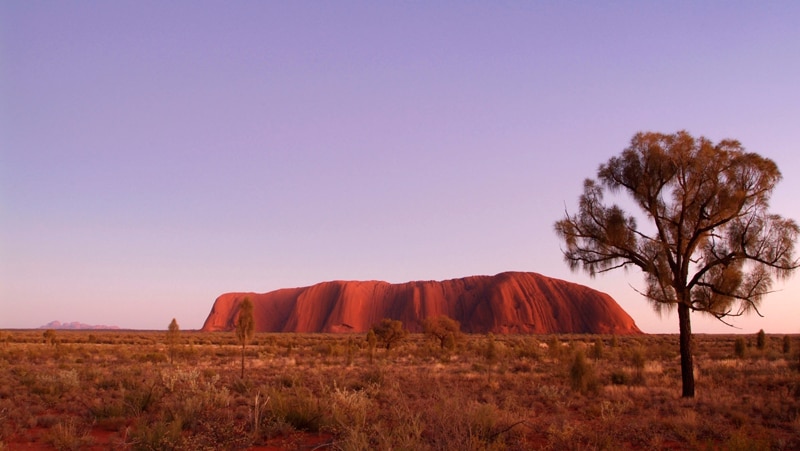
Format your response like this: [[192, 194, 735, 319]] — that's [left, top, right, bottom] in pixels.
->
[[568, 350, 598, 394], [422, 315, 461, 350], [370, 318, 408, 350], [236, 298, 255, 378], [1, 330, 799, 450]]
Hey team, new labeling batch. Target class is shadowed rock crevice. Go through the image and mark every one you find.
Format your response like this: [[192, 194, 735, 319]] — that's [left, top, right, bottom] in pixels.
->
[[201, 272, 641, 334]]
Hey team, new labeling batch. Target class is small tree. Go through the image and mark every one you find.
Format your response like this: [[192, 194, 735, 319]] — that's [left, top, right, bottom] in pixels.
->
[[483, 332, 500, 363], [365, 329, 378, 363], [590, 338, 605, 360], [569, 350, 597, 393], [734, 337, 747, 359], [166, 318, 180, 364], [371, 318, 407, 351], [555, 130, 799, 397], [783, 335, 791, 354], [443, 332, 456, 351], [345, 337, 356, 366], [236, 298, 256, 378], [422, 315, 461, 349], [43, 329, 57, 346], [631, 347, 647, 385], [756, 329, 766, 350], [547, 335, 563, 360]]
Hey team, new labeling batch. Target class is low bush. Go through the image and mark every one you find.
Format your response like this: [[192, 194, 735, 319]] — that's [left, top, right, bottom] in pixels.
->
[[569, 350, 598, 394], [735, 337, 747, 359], [1, 330, 799, 449]]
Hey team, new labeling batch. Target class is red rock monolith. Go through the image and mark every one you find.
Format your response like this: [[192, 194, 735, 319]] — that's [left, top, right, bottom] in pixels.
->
[[200, 272, 641, 334]]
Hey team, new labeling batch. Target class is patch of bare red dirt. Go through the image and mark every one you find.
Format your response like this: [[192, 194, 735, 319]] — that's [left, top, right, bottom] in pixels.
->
[[4, 427, 117, 450], [251, 431, 334, 450]]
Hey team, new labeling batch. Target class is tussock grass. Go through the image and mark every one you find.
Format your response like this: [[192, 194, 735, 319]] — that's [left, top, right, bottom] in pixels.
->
[[0, 330, 798, 449]]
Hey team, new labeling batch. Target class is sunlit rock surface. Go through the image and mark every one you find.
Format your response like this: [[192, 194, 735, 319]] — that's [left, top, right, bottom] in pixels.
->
[[201, 272, 641, 334]]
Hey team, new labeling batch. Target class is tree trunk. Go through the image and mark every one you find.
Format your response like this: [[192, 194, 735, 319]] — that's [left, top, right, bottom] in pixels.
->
[[677, 302, 695, 397], [241, 344, 245, 379]]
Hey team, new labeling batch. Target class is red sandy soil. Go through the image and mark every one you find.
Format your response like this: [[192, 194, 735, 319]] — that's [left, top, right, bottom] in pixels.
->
[[255, 432, 334, 450], [5, 427, 114, 450], [202, 271, 641, 335], [5, 428, 333, 450]]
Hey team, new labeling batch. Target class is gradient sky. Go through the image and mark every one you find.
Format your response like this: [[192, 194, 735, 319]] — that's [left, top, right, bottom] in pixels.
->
[[2, 2, 799, 333]]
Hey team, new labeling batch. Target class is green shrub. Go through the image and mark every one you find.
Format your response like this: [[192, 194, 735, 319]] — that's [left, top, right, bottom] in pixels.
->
[[443, 332, 456, 352], [46, 417, 94, 450], [548, 335, 563, 360], [128, 417, 182, 450], [136, 352, 167, 364], [268, 387, 324, 432], [230, 377, 252, 395], [422, 315, 461, 350], [631, 347, 646, 385], [782, 335, 791, 354], [181, 409, 248, 449], [569, 350, 597, 394], [43, 329, 58, 346], [484, 333, 499, 363], [514, 337, 540, 360], [365, 330, 377, 363], [590, 338, 605, 360], [124, 384, 160, 417], [345, 337, 356, 366], [734, 337, 747, 359], [371, 319, 408, 351], [756, 329, 766, 350]]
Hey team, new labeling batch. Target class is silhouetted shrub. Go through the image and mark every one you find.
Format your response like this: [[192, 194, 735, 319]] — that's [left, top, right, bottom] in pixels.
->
[[371, 319, 407, 351], [569, 350, 597, 393], [756, 329, 766, 350], [422, 315, 461, 350], [610, 370, 629, 386], [734, 337, 747, 359], [590, 338, 605, 360]]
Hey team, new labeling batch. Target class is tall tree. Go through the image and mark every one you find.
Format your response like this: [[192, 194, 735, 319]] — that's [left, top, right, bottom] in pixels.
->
[[236, 298, 256, 378], [166, 318, 180, 364], [555, 131, 798, 397]]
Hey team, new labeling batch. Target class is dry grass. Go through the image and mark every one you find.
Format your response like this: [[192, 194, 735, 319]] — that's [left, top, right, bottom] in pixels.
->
[[0, 330, 798, 450]]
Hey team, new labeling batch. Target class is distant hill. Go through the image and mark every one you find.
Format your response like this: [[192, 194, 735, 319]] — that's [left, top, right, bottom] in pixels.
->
[[40, 321, 120, 330], [202, 271, 642, 334]]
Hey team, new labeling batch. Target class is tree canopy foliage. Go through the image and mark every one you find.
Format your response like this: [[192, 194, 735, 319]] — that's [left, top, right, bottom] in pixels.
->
[[422, 315, 461, 349], [371, 318, 408, 350], [167, 318, 180, 364], [236, 298, 255, 378], [555, 130, 798, 397]]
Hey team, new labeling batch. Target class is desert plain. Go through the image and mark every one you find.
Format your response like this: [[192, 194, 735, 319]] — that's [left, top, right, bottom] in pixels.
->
[[1, 329, 799, 450]]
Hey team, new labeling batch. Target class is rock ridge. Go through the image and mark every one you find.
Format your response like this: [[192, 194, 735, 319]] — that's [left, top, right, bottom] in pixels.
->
[[201, 271, 641, 334]]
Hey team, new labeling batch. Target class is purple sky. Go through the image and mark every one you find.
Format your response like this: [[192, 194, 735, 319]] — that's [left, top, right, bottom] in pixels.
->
[[2, 2, 799, 333]]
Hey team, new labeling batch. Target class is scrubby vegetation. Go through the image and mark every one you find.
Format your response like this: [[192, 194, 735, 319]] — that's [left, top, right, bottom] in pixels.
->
[[0, 329, 798, 450]]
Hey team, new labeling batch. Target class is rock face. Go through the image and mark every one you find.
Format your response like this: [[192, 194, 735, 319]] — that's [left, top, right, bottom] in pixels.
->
[[202, 272, 641, 334]]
